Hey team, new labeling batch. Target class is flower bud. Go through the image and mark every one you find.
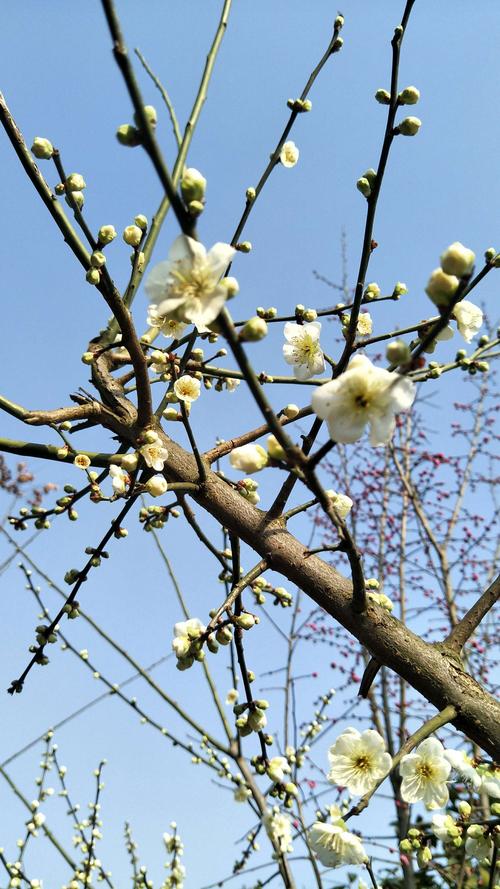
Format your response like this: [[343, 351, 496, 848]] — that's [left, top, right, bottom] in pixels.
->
[[134, 105, 157, 129], [90, 251, 106, 269], [234, 613, 256, 630], [65, 173, 86, 192], [66, 191, 84, 209], [221, 276, 239, 299], [240, 317, 268, 342], [375, 88, 391, 104], [98, 224, 117, 245], [397, 116, 421, 136], [216, 625, 233, 645], [399, 839, 412, 852], [121, 453, 138, 471], [267, 434, 286, 461], [188, 200, 204, 216], [484, 246, 496, 261], [332, 37, 343, 52], [248, 708, 267, 731], [116, 124, 142, 147], [81, 351, 94, 364], [356, 177, 371, 197], [386, 340, 411, 364], [417, 847, 432, 867], [425, 268, 459, 306], [123, 225, 143, 247], [440, 241, 475, 277], [180, 167, 207, 204], [393, 281, 408, 296], [31, 137, 54, 159], [303, 309, 317, 322], [283, 404, 299, 419], [334, 14, 344, 29], [236, 241, 252, 253], [86, 268, 100, 285], [163, 407, 179, 421], [457, 801, 471, 819], [399, 86, 420, 105], [364, 282, 380, 300], [145, 475, 168, 497], [246, 186, 256, 202], [134, 214, 148, 230]]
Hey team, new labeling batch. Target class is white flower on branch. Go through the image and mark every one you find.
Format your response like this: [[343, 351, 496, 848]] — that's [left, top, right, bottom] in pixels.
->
[[172, 618, 205, 660], [233, 785, 251, 803], [440, 241, 475, 277], [312, 355, 415, 446], [145, 475, 168, 497], [325, 490, 353, 519], [465, 824, 494, 861], [431, 813, 461, 842], [309, 807, 368, 869], [230, 444, 268, 473], [283, 321, 325, 380], [139, 437, 169, 472], [356, 312, 373, 336], [443, 748, 481, 789], [145, 235, 235, 332], [279, 141, 299, 168], [327, 727, 392, 795], [452, 300, 483, 343], [173, 375, 201, 404], [399, 738, 451, 809], [266, 756, 291, 784], [479, 765, 500, 798], [109, 465, 129, 495], [225, 688, 238, 706], [147, 309, 187, 342], [264, 810, 293, 854]]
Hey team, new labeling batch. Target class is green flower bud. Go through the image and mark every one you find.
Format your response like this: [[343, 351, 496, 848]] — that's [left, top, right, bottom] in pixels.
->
[[180, 167, 206, 204], [457, 801, 471, 819], [31, 137, 54, 159], [393, 281, 408, 296], [235, 241, 252, 253], [123, 225, 143, 247], [356, 177, 371, 197], [65, 190, 84, 210], [476, 361, 489, 372], [303, 308, 317, 322], [240, 316, 268, 342], [386, 340, 411, 364], [90, 251, 106, 269], [400, 839, 412, 852], [267, 434, 286, 461], [493, 254, 500, 268], [364, 282, 381, 300], [425, 268, 459, 306], [234, 613, 256, 630], [116, 124, 142, 147], [86, 268, 100, 285], [363, 168, 377, 186], [65, 173, 86, 192], [375, 88, 391, 105], [81, 351, 94, 364], [98, 225, 117, 244], [188, 199, 205, 216], [332, 37, 343, 52], [399, 85, 420, 105], [397, 116, 422, 136], [134, 105, 157, 129], [246, 186, 256, 202], [216, 625, 233, 645], [134, 214, 148, 230], [417, 846, 432, 867], [484, 246, 496, 261]]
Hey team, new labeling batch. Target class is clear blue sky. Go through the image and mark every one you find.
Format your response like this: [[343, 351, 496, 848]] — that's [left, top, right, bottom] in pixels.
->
[[0, 2, 499, 886]]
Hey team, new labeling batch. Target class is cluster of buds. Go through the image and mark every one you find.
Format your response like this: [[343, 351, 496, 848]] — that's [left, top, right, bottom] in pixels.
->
[[172, 618, 207, 671], [426, 242, 475, 307], [234, 698, 269, 736], [400, 828, 432, 868], [251, 577, 292, 608], [54, 171, 87, 216], [287, 97, 312, 113], [256, 306, 277, 320], [139, 503, 179, 532], [356, 167, 377, 198], [180, 167, 206, 217], [456, 350, 489, 376], [116, 104, 157, 147], [295, 303, 318, 323], [363, 281, 380, 300], [236, 478, 260, 505]]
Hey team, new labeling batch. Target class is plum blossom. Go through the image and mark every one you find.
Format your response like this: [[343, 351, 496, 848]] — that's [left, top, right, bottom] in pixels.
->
[[325, 490, 353, 519], [431, 814, 461, 842], [283, 321, 325, 381], [264, 810, 293, 854], [145, 475, 168, 497], [279, 141, 299, 168], [356, 312, 373, 336], [312, 355, 415, 446], [230, 443, 268, 473], [440, 241, 475, 277], [225, 688, 239, 706], [173, 375, 201, 404], [172, 618, 205, 660], [443, 748, 481, 788], [147, 309, 187, 341], [465, 824, 494, 861], [452, 300, 483, 342], [309, 807, 368, 869], [400, 738, 451, 809], [327, 727, 392, 796], [145, 235, 235, 332], [109, 464, 129, 495], [267, 756, 291, 784], [479, 765, 500, 798], [140, 437, 169, 472]]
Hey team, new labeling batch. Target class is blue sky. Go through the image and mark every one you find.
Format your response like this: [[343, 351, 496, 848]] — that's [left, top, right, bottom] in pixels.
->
[[0, 2, 499, 886]]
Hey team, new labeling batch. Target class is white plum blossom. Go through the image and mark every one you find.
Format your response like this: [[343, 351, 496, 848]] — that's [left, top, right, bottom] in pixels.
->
[[140, 438, 169, 472], [225, 377, 240, 392], [479, 766, 500, 798], [309, 808, 368, 869], [431, 814, 461, 842], [357, 312, 373, 336], [327, 727, 392, 795], [225, 688, 239, 706], [452, 300, 483, 342], [440, 241, 475, 277], [399, 738, 451, 809], [465, 824, 494, 861], [443, 749, 481, 788], [267, 756, 291, 784], [230, 443, 268, 473], [279, 141, 299, 168], [264, 810, 293, 854], [312, 355, 415, 446], [145, 474, 168, 497], [172, 618, 205, 659], [283, 321, 325, 381], [147, 309, 187, 341], [173, 375, 201, 404], [109, 464, 129, 495], [234, 785, 251, 803], [325, 490, 353, 519], [145, 235, 235, 332]]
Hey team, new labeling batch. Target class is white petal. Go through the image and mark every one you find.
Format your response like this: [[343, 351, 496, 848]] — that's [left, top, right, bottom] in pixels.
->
[[206, 242, 236, 277], [311, 381, 341, 420], [169, 234, 206, 264], [144, 260, 171, 303]]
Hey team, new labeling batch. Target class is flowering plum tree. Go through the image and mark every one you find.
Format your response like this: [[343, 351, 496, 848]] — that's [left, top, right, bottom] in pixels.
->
[[0, 2, 498, 888]]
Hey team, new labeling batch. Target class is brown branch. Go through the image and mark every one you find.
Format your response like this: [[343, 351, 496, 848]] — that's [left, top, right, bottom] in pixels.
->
[[204, 407, 312, 463], [444, 573, 500, 654]]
